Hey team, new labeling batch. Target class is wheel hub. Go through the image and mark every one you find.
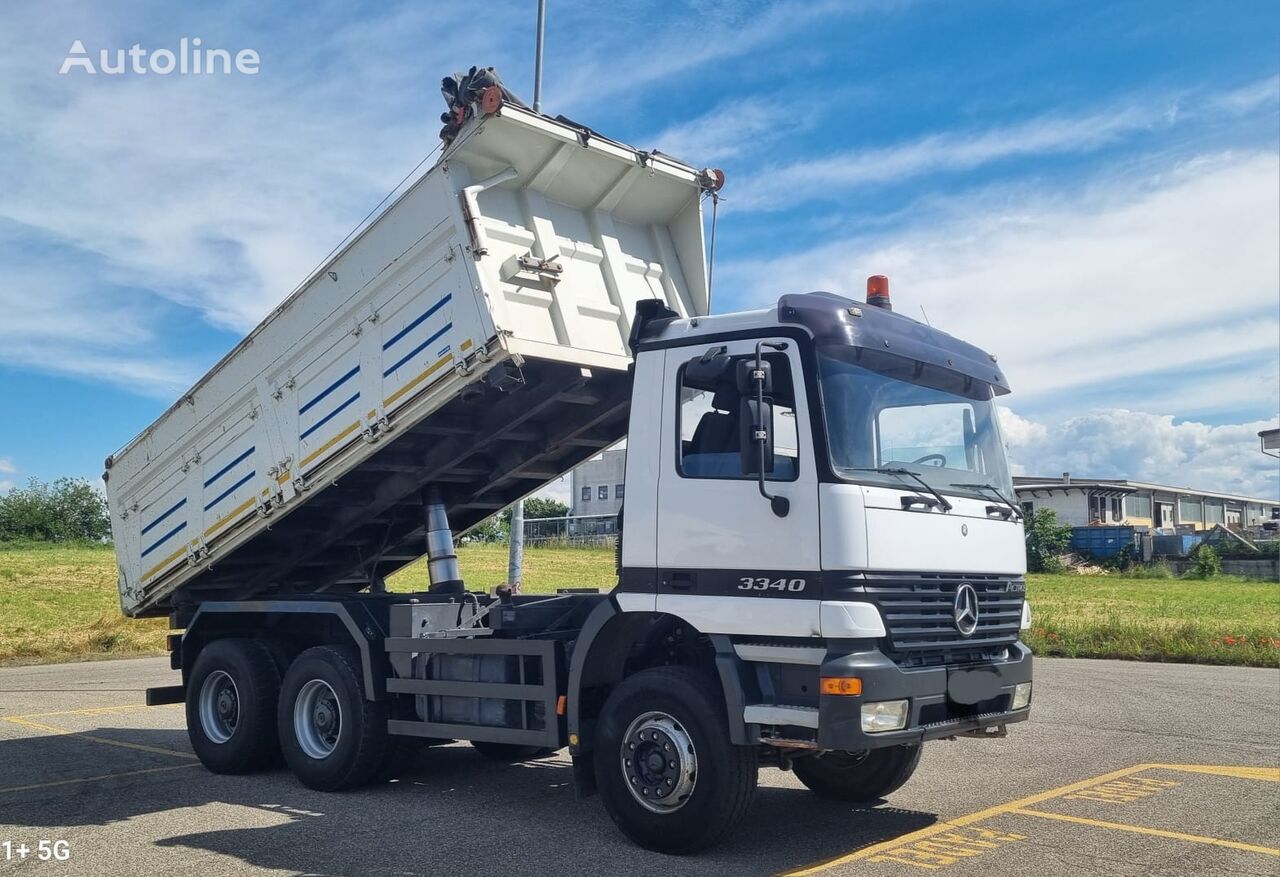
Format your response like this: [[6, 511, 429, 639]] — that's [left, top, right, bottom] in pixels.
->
[[197, 670, 240, 745], [620, 711, 696, 813], [294, 678, 342, 760]]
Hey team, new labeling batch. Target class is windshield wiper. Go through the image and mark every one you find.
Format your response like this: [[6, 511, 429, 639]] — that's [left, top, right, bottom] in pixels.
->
[[843, 467, 953, 512], [951, 482, 1023, 520]]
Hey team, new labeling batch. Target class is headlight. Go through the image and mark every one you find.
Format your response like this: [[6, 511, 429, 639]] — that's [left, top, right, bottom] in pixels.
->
[[1020, 600, 1032, 630], [861, 699, 909, 733], [1012, 682, 1032, 710]]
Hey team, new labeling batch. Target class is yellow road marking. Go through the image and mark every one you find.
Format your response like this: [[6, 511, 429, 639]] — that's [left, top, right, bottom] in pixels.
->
[[3, 703, 177, 722], [204, 496, 255, 537], [2, 716, 196, 761], [1150, 763, 1280, 783], [383, 353, 453, 407], [781, 763, 1277, 876], [299, 420, 361, 468], [1010, 808, 1280, 857], [0, 763, 199, 795]]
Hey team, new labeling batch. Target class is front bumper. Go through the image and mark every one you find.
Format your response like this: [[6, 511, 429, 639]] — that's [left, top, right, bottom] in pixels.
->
[[816, 642, 1032, 750]]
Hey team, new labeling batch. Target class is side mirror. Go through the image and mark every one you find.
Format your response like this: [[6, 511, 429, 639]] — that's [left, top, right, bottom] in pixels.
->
[[740, 341, 790, 518], [739, 400, 775, 475]]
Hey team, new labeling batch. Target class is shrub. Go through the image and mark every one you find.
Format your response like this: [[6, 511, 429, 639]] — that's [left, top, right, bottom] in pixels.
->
[[0, 477, 110, 543], [1187, 543, 1222, 579], [1025, 508, 1073, 572]]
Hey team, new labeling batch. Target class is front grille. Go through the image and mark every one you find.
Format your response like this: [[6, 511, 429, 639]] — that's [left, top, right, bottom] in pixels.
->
[[861, 572, 1023, 660]]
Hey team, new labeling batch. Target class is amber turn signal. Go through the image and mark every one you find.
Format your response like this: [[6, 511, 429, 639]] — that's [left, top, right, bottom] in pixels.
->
[[820, 677, 863, 696]]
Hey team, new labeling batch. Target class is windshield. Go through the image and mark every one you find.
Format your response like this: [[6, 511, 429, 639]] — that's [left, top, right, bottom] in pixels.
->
[[817, 346, 1014, 500]]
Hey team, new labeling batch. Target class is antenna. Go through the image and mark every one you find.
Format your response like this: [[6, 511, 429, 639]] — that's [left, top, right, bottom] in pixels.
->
[[919, 304, 932, 326], [533, 0, 546, 113]]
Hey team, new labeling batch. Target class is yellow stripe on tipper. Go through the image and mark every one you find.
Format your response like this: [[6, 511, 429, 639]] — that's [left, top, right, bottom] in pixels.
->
[[460, 339, 473, 351], [140, 543, 189, 582], [383, 353, 453, 407], [204, 497, 256, 537], [299, 420, 361, 468]]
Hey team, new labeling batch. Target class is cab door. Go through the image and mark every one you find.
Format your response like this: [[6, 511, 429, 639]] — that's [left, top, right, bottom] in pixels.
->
[[653, 338, 821, 630]]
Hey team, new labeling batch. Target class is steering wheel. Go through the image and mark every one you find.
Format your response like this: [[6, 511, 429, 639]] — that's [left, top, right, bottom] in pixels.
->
[[911, 453, 947, 467]]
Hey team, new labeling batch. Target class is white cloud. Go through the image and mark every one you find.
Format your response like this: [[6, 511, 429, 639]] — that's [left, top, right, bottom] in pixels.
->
[[723, 150, 1280, 421], [731, 78, 1278, 211], [548, 0, 908, 111], [0, 457, 15, 493], [649, 97, 782, 163], [1002, 408, 1279, 499]]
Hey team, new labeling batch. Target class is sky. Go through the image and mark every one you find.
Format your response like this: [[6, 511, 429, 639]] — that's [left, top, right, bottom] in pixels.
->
[[0, 0, 1277, 501]]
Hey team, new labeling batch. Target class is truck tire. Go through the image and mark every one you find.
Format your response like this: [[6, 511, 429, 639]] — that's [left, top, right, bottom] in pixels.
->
[[792, 745, 921, 802], [470, 741, 559, 761], [278, 645, 390, 791], [185, 638, 282, 774], [593, 667, 757, 854]]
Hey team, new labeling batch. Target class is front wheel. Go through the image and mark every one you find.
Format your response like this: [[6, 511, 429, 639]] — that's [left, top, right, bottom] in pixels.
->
[[594, 667, 757, 854], [792, 744, 921, 802]]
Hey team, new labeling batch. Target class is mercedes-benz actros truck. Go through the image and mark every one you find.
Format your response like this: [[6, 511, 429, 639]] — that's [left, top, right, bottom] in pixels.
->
[[106, 75, 1033, 854]]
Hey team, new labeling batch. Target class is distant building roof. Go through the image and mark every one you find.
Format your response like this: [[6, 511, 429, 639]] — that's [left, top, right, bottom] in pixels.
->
[[1013, 475, 1277, 506]]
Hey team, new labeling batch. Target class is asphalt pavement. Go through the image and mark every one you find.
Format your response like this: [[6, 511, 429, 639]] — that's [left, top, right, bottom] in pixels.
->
[[0, 656, 1276, 876]]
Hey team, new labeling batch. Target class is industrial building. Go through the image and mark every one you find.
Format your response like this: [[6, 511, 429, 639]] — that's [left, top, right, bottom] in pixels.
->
[[569, 447, 626, 517], [1013, 474, 1279, 531]]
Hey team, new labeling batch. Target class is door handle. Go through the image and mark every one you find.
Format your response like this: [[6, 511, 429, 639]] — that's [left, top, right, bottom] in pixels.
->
[[668, 571, 696, 591]]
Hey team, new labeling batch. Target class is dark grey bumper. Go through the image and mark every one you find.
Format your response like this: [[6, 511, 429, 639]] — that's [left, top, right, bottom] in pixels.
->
[[816, 643, 1032, 750]]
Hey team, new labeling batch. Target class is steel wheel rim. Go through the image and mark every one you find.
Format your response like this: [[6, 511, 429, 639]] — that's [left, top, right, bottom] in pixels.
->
[[198, 670, 240, 744], [620, 710, 697, 813], [294, 679, 342, 760]]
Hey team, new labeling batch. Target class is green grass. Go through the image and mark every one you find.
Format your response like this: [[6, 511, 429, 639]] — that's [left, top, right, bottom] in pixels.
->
[[2, 542, 1276, 667], [0, 541, 616, 664], [1024, 573, 1280, 667]]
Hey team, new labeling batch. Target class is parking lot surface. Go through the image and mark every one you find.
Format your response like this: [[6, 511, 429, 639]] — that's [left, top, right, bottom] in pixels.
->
[[0, 656, 1276, 876]]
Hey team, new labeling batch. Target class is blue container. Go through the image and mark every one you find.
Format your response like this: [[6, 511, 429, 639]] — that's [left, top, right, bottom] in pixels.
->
[[1070, 526, 1136, 558], [1152, 533, 1205, 556]]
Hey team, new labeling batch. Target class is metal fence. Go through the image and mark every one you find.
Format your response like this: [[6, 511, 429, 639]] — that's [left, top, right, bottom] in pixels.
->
[[524, 513, 618, 547]]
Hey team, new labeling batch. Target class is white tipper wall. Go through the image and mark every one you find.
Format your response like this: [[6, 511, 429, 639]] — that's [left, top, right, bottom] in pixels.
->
[[107, 104, 711, 617]]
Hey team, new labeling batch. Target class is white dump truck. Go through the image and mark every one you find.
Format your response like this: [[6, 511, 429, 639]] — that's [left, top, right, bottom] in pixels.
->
[[106, 73, 1033, 853]]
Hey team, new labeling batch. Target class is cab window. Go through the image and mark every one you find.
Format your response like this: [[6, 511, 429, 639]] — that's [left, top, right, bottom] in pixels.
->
[[677, 352, 798, 480]]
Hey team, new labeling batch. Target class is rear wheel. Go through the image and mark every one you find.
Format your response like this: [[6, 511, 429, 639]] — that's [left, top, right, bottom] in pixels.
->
[[471, 741, 559, 761], [278, 645, 390, 791], [185, 638, 282, 773], [594, 667, 757, 854], [792, 745, 921, 802]]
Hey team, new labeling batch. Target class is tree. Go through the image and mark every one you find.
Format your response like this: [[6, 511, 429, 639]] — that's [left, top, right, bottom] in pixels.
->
[[0, 477, 111, 542], [520, 496, 569, 520], [1024, 508, 1072, 573]]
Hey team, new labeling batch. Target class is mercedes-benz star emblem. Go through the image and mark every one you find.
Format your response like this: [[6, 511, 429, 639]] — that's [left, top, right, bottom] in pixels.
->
[[953, 583, 979, 636], [961, 523, 969, 536]]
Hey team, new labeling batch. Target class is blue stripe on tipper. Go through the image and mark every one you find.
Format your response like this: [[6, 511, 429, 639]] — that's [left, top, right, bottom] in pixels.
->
[[141, 521, 187, 558], [299, 391, 361, 440], [203, 470, 256, 512], [140, 497, 186, 537], [383, 322, 452, 377], [383, 293, 451, 351], [203, 446, 255, 488], [298, 365, 360, 416]]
